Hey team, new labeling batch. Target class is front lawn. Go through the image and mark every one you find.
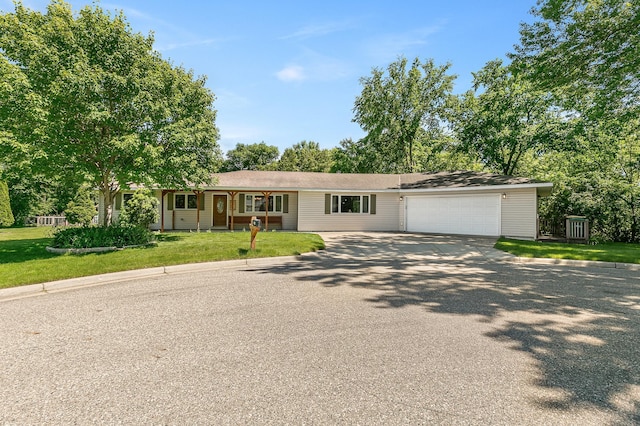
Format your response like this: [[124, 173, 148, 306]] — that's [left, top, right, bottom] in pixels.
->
[[495, 238, 640, 264], [0, 227, 325, 289]]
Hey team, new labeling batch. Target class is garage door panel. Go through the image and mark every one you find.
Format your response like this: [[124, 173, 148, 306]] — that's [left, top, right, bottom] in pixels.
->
[[406, 195, 500, 236]]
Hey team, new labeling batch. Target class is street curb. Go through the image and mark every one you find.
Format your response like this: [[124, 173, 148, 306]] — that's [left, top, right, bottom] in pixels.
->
[[503, 256, 640, 270], [0, 255, 304, 302], [1, 250, 637, 302]]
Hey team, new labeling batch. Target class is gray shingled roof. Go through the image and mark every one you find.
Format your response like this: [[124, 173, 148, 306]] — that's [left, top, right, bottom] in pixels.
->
[[210, 170, 550, 191]]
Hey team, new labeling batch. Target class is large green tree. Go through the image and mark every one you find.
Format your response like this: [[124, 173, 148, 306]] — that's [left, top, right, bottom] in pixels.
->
[[0, 1, 221, 225], [221, 142, 279, 172], [512, 0, 639, 121], [353, 56, 456, 173], [276, 141, 334, 172], [453, 59, 561, 176]]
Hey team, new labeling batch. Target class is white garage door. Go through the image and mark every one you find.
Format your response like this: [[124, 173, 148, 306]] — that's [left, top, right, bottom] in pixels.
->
[[406, 194, 501, 236]]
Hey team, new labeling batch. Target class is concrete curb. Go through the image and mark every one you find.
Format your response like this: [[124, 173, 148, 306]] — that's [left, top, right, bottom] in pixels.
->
[[0, 255, 304, 302], [505, 256, 640, 270], [1, 249, 637, 302]]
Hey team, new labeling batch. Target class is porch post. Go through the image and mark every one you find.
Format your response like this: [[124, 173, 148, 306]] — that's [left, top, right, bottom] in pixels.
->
[[161, 190, 167, 233], [228, 191, 238, 231], [261, 191, 272, 231], [194, 190, 203, 232]]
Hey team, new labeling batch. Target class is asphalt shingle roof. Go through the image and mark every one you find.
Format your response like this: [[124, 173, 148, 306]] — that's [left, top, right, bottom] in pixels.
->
[[211, 170, 549, 191]]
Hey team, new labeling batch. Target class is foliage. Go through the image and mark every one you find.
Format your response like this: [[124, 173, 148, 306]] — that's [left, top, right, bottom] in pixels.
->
[[64, 187, 96, 226], [276, 141, 334, 172], [51, 224, 153, 249], [512, 0, 640, 121], [118, 189, 159, 229], [0, 1, 222, 226], [353, 56, 456, 173], [221, 142, 280, 171], [1, 227, 325, 288], [453, 59, 562, 176], [331, 138, 380, 173], [0, 181, 14, 227], [535, 118, 640, 243]]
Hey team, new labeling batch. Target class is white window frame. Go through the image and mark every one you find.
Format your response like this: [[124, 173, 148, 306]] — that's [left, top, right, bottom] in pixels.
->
[[245, 194, 283, 213], [174, 193, 198, 210], [331, 194, 370, 214]]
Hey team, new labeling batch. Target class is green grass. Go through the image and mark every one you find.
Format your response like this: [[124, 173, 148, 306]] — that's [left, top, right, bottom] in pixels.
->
[[495, 237, 640, 264], [0, 227, 325, 289]]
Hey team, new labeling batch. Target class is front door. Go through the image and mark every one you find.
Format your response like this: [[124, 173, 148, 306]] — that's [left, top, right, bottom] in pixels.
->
[[213, 195, 227, 227]]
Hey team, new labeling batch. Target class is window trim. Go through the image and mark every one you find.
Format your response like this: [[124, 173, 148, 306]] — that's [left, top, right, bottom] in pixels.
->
[[174, 193, 198, 210], [243, 194, 284, 213], [330, 194, 372, 214]]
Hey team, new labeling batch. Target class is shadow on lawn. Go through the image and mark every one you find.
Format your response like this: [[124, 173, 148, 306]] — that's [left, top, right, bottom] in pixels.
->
[[261, 233, 640, 423], [0, 238, 57, 264]]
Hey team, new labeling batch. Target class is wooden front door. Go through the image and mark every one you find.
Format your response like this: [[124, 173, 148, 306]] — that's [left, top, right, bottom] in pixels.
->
[[213, 195, 227, 227]]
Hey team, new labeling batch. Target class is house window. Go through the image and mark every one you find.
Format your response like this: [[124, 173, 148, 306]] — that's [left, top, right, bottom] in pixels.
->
[[175, 194, 198, 209], [123, 193, 133, 206], [332, 195, 370, 214], [245, 195, 283, 213]]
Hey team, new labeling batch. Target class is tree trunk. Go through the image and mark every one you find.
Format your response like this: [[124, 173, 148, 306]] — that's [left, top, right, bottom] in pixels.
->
[[100, 174, 119, 226]]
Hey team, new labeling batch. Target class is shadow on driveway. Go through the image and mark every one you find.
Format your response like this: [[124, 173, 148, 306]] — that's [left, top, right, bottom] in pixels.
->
[[259, 232, 640, 423]]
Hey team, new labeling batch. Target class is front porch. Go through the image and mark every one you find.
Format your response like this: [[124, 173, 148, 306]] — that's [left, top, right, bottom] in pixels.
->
[[155, 189, 297, 232]]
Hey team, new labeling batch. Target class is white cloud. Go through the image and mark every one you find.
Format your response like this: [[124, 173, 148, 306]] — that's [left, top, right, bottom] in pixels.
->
[[215, 89, 252, 109], [365, 24, 445, 62], [276, 65, 306, 82], [280, 20, 355, 40]]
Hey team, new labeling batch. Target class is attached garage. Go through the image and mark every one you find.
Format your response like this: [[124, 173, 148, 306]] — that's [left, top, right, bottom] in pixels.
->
[[405, 194, 501, 236]]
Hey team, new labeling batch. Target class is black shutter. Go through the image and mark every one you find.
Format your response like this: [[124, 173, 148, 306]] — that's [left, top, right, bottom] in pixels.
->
[[167, 193, 173, 210], [283, 194, 289, 213], [239, 194, 245, 213], [370, 194, 376, 214], [325, 194, 331, 214]]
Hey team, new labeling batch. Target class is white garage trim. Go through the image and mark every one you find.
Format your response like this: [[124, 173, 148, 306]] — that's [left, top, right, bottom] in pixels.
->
[[405, 194, 501, 236]]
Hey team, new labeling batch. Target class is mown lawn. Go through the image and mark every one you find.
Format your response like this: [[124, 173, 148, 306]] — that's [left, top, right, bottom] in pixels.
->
[[495, 238, 640, 264], [0, 227, 325, 289]]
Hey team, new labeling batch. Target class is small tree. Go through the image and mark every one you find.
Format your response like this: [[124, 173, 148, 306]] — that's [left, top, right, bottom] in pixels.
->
[[118, 189, 159, 229], [0, 180, 15, 227], [64, 187, 96, 226]]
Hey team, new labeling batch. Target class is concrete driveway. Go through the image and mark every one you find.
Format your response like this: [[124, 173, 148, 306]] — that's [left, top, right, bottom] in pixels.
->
[[1, 232, 638, 424]]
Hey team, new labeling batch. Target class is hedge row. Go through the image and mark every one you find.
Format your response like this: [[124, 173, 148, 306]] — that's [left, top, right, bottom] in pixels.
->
[[51, 224, 153, 249]]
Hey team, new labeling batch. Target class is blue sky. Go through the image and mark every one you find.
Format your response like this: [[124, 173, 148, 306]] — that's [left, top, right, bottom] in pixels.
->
[[2, 0, 536, 155]]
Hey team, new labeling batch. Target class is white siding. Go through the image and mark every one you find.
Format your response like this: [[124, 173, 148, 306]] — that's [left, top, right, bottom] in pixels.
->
[[161, 192, 211, 230], [401, 188, 538, 239], [500, 188, 537, 239], [297, 191, 400, 232]]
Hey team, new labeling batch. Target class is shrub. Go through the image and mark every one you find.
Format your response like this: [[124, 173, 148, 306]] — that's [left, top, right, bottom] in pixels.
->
[[0, 181, 15, 227], [119, 189, 159, 229], [64, 187, 97, 226], [51, 224, 153, 249]]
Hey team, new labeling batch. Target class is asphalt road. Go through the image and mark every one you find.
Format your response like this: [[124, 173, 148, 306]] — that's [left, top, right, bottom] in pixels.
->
[[1, 233, 639, 424]]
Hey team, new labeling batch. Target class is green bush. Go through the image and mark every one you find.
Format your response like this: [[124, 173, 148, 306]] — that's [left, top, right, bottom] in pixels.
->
[[0, 181, 15, 227], [64, 187, 97, 226], [51, 224, 153, 249], [118, 189, 159, 229]]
